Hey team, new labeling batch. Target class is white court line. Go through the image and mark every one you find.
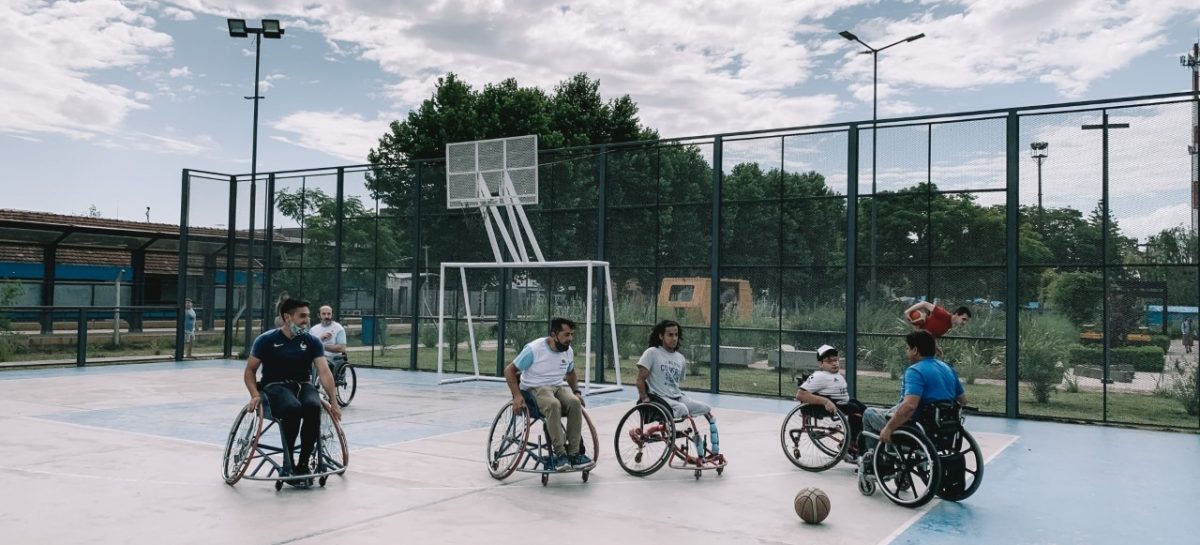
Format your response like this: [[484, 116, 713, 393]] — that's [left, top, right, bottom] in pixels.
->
[[875, 433, 1020, 545], [19, 415, 221, 448], [0, 464, 206, 487]]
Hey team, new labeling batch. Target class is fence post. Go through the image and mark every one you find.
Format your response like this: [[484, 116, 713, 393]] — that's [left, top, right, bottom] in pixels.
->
[[709, 136, 723, 394], [1005, 110, 1020, 418], [846, 125, 859, 397], [76, 308, 87, 367]]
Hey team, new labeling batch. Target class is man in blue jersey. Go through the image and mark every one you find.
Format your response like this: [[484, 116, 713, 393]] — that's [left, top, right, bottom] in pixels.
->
[[864, 329, 966, 448], [504, 317, 589, 471], [243, 298, 341, 484]]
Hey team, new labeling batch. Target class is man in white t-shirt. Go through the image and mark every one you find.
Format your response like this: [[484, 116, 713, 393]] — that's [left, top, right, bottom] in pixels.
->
[[503, 317, 588, 471], [307, 305, 347, 371], [793, 345, 867, 456], [636, 319, 723, 459]]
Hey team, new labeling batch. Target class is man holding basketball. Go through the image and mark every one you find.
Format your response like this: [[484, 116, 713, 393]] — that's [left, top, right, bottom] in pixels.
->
[[904, 300, 971, 338]]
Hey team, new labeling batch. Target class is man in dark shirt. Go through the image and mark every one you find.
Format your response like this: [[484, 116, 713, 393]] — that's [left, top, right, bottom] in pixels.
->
[[243, 298, 341, 482]]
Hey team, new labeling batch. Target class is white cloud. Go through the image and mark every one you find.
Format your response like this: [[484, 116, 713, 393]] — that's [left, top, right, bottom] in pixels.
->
[[835, 0, 1200, 102], [1118, 202, 1193, 241], [161, 6, 195, 21], [270, 110, 393, 162], [0, 0, 173, 139], [168, 66, 192, 78]]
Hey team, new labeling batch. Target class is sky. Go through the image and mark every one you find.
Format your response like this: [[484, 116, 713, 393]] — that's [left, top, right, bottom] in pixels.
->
[[1, 0, 1198, 239]]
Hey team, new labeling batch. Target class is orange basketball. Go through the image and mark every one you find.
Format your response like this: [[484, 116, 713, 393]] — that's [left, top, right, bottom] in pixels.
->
[[794, 487, 831, 524], [908, 309, 927, 325]]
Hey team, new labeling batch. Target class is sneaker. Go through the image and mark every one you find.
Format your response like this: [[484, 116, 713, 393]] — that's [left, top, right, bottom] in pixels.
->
[[569, 453, 593, 468], [287, 465, 313, 488], [549, 453, 571, 472]]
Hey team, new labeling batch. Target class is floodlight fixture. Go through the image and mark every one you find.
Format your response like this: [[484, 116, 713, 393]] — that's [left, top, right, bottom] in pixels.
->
[[227, 19, 248, 38], [261, 19, 283, 39]]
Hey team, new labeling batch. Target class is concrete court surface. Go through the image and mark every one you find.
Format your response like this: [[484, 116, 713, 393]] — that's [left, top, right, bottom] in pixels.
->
[[0, 360, 1196, 545]]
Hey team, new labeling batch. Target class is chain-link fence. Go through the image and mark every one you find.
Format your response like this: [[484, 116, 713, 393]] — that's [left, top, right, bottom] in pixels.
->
[[178, 91, 1200, 429]]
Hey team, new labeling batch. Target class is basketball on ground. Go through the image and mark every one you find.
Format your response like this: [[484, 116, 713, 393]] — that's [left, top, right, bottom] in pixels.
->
[[794, 487, 831, 524]]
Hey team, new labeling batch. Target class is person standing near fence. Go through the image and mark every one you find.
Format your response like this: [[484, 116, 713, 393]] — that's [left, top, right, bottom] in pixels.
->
[[183, 298, 197, 358], [1182, 317, 1195, 355]]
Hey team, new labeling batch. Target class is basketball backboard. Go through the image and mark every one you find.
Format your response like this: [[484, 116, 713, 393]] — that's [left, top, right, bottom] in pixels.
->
[[446, 135, 538, 209]]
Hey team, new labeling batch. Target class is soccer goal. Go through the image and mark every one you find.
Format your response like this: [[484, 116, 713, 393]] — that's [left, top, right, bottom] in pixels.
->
[[434, 135, 623, 395]]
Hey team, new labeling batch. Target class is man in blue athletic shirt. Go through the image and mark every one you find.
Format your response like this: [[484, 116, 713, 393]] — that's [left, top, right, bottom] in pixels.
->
[[243, 298, 341, 483], [864, 329, 966, 448]]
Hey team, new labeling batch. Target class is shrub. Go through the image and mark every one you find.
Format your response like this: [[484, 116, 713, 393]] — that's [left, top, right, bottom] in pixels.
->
[[1168, 358, 1199, 416], [1046, 272, 1102, 326], [1069, 345, 1164, 373], [504, 320, 547, 352], [1019, 313, 1076, 403]]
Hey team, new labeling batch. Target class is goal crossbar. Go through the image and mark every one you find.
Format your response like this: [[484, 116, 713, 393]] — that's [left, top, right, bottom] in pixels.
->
[[434, 260, 623, 395]]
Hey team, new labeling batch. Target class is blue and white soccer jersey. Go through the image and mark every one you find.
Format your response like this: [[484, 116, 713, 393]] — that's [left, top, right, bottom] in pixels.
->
[[513, 338, 575, 390]]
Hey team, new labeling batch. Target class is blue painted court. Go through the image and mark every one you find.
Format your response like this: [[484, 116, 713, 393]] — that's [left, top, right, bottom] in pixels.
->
[[0, 360, 1194, 544]]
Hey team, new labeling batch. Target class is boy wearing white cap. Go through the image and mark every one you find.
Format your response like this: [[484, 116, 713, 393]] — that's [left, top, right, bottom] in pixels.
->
[[793, 344, 867, 457]]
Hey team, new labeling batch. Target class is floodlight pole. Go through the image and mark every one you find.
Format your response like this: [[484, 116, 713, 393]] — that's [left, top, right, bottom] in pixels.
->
[[840, 30, 924, 301], [228, 19, 283, 352], [1183, 40, 1199, 232], [1030, 142, 1049, 225]]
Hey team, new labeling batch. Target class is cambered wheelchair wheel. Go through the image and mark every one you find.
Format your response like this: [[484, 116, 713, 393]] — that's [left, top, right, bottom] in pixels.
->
[[936, 427, 984, 502], [316, 402, 349, 477], [780, 404, 850, 472], [222, 405, 263, 485], [485, 401, 530, 480], [614, 401, 674, 477], [873, 428, 942, 508], [335, 364, 357, 407]]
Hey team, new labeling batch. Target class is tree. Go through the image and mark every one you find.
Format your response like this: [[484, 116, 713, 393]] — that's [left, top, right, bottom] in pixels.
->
[[364, 73, 656, 295], [1046, 271, 1102, 327], [272, 188, 406, 314]]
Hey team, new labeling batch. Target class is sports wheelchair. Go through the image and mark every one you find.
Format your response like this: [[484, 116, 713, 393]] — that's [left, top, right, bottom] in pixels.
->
[[780, 402, 859, 472], [221, 386, 348, 491], [485, 389, 599, 486], [613, 394, 727, 479], [857, 402, 984, 508], [329, 353, 357, 407]]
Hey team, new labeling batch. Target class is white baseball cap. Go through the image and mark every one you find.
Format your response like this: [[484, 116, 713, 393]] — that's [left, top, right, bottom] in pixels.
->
[[816, 345, 839, 360]]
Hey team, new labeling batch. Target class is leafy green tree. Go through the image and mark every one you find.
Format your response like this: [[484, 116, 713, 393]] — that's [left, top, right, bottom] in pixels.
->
[[1046, 271, 1103, 326], [272, 188, 406, 314]]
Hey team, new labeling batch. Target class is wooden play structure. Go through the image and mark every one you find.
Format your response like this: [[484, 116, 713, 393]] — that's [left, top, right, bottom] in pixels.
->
[[657, 277, 752, 325]]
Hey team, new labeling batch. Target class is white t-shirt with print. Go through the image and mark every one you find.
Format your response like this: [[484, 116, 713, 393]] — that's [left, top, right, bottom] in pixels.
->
[[800, 370, 849, 401], [513, 338, 575, 390]]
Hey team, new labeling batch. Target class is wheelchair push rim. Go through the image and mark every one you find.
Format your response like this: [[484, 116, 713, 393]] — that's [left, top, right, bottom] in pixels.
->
[[335, 363, 357, 407], [780, 403, 849, 472], [614, 401, 674, 477], [873, 428, 942, 508], [486, 400, 530, 480], [222, 404, 264, 485]]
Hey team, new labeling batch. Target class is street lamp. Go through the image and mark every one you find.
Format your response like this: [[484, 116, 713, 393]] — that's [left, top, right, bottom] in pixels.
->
[[839, 29, 925, 300], [227, 18, 284, 354], [1029, 141, 1049, 216], [1181, 41, 1198, 232]]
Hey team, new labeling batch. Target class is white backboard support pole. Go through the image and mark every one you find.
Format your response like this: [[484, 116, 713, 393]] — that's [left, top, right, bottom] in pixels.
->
[[437, 135, 622, 394]]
